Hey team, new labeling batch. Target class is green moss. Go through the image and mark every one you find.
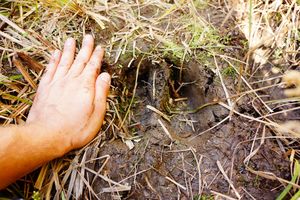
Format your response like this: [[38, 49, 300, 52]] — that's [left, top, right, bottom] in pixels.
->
[[160, 19, 222, 65], [241, 39, 249, 49], [162, 40, 185, 61], [193, 194, 214, 200], [188, 22, 220, 48], [193, 0, 210, 9], [222, 66, 236, 77]]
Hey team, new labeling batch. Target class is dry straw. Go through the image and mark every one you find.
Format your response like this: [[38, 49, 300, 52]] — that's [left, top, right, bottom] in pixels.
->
[[0, 0, 300, 199]]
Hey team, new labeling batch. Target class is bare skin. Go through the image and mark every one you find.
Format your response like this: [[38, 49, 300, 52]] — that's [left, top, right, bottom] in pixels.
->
[[0, 35, 111, 188]]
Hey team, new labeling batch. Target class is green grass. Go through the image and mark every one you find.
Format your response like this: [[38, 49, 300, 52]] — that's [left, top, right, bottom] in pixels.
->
[[193, 0, 210, 9], [277, 160, 300, 200], [160, 19, 222, 65], [32, 191, 41, 200], [222, 66, 237, 77], [162, 39, 185, 61], [193, 194, 214, 200], [188, 22, 220, 48]]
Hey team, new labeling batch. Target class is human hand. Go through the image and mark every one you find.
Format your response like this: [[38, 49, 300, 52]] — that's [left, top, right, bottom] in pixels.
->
[[26, 35, 110, 154]]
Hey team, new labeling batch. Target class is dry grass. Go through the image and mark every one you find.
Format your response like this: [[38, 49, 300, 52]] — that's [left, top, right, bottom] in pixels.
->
[[225, 0, 300, 199], [0, 0, 222, 199], [0, 0, 300, 199]]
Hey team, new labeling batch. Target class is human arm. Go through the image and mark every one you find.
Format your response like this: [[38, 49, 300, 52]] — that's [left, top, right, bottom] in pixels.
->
[[0, 124, 66, 188], [0, 35, 111, 188]]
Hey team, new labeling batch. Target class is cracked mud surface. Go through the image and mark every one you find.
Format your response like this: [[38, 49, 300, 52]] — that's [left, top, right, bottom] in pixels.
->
[[88, 58, 290, 199]]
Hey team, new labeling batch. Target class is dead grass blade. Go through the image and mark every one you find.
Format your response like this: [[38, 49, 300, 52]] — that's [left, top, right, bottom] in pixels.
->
[[12, 55, 37, 90], [216, 161, 241, 199], [17, 52, 44, 73]]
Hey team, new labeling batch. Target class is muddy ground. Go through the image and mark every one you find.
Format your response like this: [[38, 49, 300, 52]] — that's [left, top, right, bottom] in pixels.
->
[[77, 5, 296, 200], [55, 4, 295, 200], [85, 58, 291, 199], [0, 1, 297, 199]]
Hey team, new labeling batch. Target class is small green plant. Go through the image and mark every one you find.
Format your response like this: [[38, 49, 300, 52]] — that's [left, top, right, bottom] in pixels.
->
[[193, 0, 209, 9], [222, 66, 236, 77], [254, 174, 260, 188], [188, 22, 220, 49], [0, 11, 9, 16], [32, 191, 41, 200], [159, 18, 222, 65], [274, 12, 282, 24], [274, 48, 283, 60], [162, 39, 185, 61], [193, 194, 201, 200], [193, 194, 214, 200], [241, 39, 249, 49], [61, 192, 67, 200], [221, 35, 232, 45]]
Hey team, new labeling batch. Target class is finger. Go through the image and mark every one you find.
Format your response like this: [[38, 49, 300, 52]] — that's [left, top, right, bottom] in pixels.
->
[[81, 46, 104, 83], [39, 50, 61, 84], [29, 50, 61, 122], [68, 35, 94, 76], [53, 38, 76, 79], [74, 73, 111, 148], [94, 72, 111, 115]]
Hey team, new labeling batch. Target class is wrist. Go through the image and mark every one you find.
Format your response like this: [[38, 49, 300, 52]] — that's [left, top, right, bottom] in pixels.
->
[[23, 123, 69, 159]]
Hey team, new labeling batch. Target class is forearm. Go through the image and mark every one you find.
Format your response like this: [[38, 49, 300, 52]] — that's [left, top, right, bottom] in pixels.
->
[[0, 35, 110, 189], [0, 124, 65, 189]]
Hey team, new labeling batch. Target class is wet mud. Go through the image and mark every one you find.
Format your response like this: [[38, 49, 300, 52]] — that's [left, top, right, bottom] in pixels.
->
[[86, 57, 290, 199]]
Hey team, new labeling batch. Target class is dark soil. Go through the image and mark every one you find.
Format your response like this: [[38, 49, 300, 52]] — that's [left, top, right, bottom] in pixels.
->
[[84, 57, 291, 199], [0, 1, 295, 199], [79, 3, 295, 200]]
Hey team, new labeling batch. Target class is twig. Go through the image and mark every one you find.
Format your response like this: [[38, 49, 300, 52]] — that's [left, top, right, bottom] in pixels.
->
[[147, 105, 171, 122], [119, 57, 143, 129], [158, 119, 174, 141], [216, 161, 241, 199], [211, 190, 237, 200], [214, 55, 232, 108], [165, 176, 187, 190]]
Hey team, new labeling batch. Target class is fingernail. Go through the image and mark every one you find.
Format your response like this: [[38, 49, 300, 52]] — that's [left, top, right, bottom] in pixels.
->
[[83, 34, 93, 43], [84, 34, 93, 40], [96, 45, 103, 51], [65, 37, 74, 46], [50, 49, 58, 60], [53, 49, 60, 59], [100, 73, 111, 85]]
